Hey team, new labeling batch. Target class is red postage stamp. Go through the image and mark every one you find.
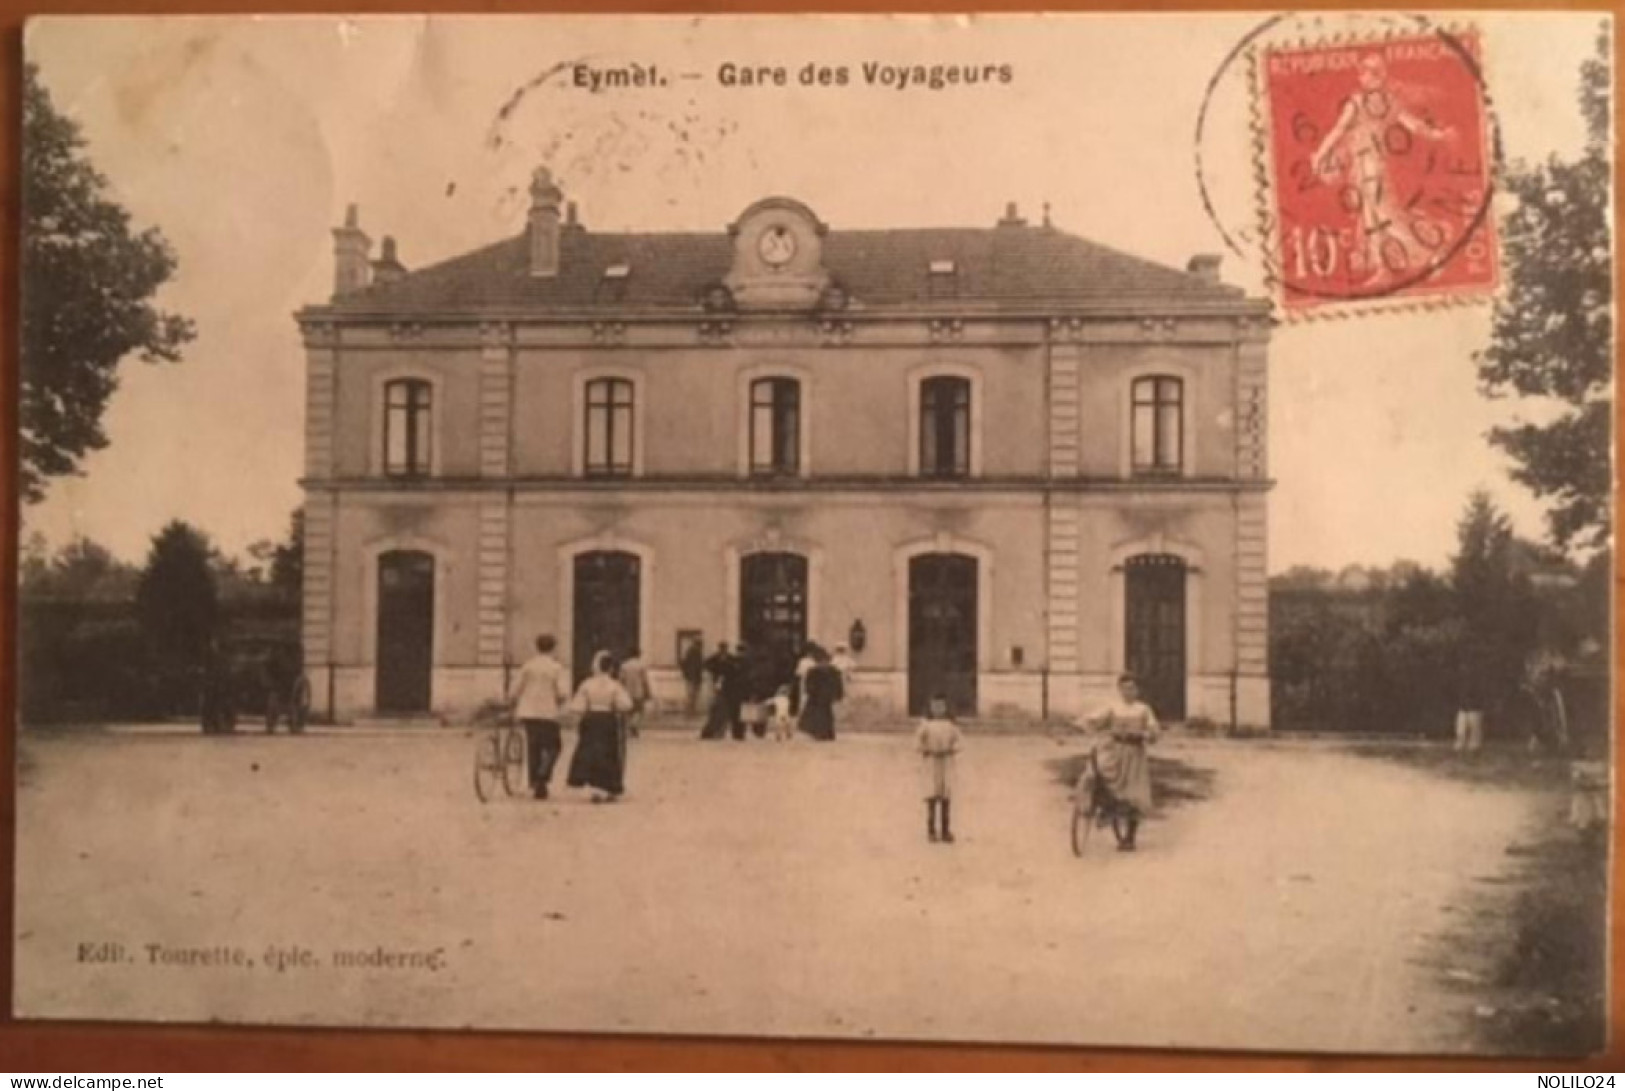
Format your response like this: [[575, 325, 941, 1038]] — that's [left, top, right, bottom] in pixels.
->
[[1256, 29, 1498, 315]]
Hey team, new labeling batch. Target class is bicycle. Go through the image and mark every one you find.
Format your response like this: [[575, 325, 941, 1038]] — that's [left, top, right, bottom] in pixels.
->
[[472, 705, 528, 803], [1070, 747, 1137, 856]]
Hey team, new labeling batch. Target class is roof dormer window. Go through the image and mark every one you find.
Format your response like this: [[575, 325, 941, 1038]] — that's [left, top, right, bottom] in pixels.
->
[[928, 259, 958, 299], [596, 263, 632, 303]]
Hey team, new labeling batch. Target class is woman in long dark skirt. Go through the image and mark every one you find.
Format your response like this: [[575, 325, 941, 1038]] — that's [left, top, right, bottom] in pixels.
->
[[798, 648, 844, 742], [566, 650, 634, 802]]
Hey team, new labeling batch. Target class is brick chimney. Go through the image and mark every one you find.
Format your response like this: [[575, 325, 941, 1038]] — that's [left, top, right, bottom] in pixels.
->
[[997, 201, 1027, 228], [528, 167, 564, 278], [331, 203, 372, 298], [371, 236, 408, 286], [1187, 253, 1223, 284]]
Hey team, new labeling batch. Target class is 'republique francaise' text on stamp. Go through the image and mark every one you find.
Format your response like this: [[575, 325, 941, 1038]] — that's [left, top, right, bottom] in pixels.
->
[[1255, 29, 1499, 316]]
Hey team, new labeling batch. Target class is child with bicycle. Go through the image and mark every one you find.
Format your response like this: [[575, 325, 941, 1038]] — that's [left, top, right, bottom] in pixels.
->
[[1072, 674, 1159, 851]]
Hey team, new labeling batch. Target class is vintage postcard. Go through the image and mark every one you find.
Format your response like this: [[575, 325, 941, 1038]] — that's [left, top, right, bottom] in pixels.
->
[[13, 12, 1614, 1055]]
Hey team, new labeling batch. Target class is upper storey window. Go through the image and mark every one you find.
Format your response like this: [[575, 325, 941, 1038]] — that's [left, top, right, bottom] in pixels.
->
[[383, 379, 433, 477], [1131, 375, 1184, 476], [584, 377, 636, 478], [750, 378, 801, 476], [920, 376, 971, 478]]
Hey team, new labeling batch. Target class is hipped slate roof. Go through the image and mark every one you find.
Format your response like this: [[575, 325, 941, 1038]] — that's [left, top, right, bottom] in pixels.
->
[[322, 222, 1245, 313]]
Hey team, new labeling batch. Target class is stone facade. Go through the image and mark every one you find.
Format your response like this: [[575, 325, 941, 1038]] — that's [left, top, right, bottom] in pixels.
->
[[297, 183, 1273, 725]]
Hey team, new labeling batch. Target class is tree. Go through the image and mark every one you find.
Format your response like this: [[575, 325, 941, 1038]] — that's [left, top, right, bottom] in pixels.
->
[[1269, 565, 1335, 591], [249, 508, 305, 601], [20, 535, 140, 601], [135, 521, 219, 709], [240, 508, 303, 603], [1475, 25, 1612, 551], [20, 62, 195, 504], [19, 532, 52, 591], [1449, 492, 1540, 719], [1451, 491, 1518, 602]]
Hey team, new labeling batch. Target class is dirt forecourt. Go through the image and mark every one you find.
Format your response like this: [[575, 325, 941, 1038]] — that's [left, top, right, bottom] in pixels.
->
[[15, 727, 1539, 1054]]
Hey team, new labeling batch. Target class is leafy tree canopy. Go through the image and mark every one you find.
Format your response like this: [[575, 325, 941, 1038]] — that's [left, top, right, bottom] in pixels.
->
[[135, 520, 219, 667], [271, 507, 305, 599], [19, 533, 140, 601], [21, 62, 195, 504], [1476, 24, 1612, 551]]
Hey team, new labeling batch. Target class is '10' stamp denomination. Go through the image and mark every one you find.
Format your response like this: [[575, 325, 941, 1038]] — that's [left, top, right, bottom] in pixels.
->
[[1256, 29, 1499, 315]]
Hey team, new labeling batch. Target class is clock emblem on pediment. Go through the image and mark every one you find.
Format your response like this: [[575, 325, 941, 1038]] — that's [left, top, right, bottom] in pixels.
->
[[725, 196, 831, 310], [758, 224, 798, 268]]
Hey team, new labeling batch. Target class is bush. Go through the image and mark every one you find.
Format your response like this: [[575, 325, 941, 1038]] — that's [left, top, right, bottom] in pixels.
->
[[19, 604, 166, 723], [20, 595, 299, 725]]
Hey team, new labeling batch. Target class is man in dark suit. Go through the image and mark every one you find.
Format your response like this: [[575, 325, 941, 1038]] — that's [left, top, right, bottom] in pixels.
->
[[700, 641, 736, 740]]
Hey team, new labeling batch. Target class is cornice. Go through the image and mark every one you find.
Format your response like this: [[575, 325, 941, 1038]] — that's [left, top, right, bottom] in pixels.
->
[[300, 474, 1276, 495], [294, 307, 1275, 351]]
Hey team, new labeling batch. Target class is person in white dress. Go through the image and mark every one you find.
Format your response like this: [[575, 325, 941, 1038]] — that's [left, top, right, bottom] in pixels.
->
[[768, 685, 794, 742], [793, 644, 819, 715], [916, 693, 963, 844], [1075, 674, 1159, 851]]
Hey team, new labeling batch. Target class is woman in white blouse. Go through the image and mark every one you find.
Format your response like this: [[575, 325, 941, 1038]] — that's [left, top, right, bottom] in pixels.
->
[[565, 650, 635, 803], [1077, 673, 1159, 850]]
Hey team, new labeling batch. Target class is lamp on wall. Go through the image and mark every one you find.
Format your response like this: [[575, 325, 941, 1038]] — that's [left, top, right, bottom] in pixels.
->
[[848, 619, 867, 655]]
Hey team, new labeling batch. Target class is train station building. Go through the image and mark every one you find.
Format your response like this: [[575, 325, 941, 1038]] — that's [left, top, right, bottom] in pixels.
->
[[296, 170, 1274, 724]]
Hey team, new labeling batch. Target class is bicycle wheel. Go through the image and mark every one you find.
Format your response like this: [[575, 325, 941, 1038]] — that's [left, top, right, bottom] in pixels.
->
[[474, 733, 503, 803], [501, 727, 528, 798], [1071, 798, 1097, 857]]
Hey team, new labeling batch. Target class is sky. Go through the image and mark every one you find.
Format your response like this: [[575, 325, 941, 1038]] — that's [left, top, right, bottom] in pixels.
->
[[22, 12, 1610, 572]]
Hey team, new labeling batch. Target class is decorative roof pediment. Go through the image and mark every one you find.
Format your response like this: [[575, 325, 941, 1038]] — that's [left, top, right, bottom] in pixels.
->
[[723, 196, 832, 311]]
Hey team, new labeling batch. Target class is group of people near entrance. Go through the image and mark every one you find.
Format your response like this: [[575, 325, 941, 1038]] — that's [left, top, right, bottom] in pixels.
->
[[693, 640, 851, 743], [502, 632, 858, 804], [504, 633, 1160, 852]]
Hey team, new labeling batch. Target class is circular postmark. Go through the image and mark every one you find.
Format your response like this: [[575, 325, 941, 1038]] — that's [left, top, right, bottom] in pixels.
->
[[1195, 12, 1503, 312]]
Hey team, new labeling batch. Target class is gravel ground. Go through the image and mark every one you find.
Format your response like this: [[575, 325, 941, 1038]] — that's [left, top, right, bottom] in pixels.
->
[[14, 727, 1535, 1053]]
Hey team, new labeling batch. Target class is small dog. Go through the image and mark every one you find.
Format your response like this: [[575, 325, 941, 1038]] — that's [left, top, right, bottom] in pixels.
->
[[768, 685, 795, 742]]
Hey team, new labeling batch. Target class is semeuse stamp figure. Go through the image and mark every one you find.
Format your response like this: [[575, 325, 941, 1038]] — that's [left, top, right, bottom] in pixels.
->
[[1258, 29, 1498, 313]]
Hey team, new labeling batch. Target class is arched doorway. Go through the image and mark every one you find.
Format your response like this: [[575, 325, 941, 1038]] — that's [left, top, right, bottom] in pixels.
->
[[739, 552, 808, 693], [376, 550, 434, 713], [908, 553, 978, 715], [572, 551, 641, 688], [1125, 553, 1186, 720]]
